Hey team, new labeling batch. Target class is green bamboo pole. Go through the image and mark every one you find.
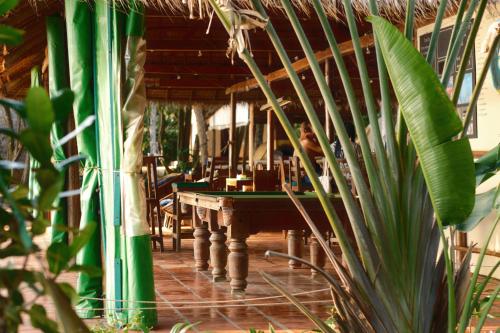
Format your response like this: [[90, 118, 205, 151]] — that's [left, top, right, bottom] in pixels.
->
[[122, 2, 157, 326], [65, 0, 103, 318], [94, 0, 125, 324], [452, 0, 488, 105], [46, 15, 70, 244], [250, 0, 381, 279]]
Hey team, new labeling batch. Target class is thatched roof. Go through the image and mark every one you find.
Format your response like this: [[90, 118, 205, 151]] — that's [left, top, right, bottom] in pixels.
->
[[0, 0, 471, 107], [120, 0, 459, 23]]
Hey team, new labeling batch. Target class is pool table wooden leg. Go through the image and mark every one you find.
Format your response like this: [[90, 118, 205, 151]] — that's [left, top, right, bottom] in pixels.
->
[[210, 229, 227, 282], [310, 234, 326, 277], [193, 223, 210, 271], [228, 237, 248, 294], [287, 229, 303, 269]]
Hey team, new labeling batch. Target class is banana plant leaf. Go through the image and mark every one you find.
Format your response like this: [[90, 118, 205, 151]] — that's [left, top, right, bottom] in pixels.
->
[[474, 143, 500, 186], [369, 16, 475, 226], [456, 186, 499, 231]]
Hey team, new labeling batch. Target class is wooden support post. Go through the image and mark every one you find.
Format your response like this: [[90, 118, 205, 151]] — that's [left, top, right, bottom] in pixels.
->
[[229, 93, 237, 177], [248, 103, 255, 171], [287, 229, 303, 269], [310, 234, 326, 277], [266, 108, 274, 171], [456, 231, 468, 263]]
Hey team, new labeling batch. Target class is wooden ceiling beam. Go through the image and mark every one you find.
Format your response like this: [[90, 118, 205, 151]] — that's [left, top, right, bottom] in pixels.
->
[[146, 77, 238, 89], [145, 64, 251, 76], [226, 34, 374, 94]]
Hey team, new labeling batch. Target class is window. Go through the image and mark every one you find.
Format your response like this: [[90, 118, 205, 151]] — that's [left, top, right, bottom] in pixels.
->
[[419, 24, 477, 138]]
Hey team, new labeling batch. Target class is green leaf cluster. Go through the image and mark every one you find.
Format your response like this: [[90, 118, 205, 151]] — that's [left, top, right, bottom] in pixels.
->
[[0, 6, 99, 331], [208, 0, 500, 331]]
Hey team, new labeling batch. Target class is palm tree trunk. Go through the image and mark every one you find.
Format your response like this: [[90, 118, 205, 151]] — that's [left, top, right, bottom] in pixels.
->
[[193, 105, 208, 165]]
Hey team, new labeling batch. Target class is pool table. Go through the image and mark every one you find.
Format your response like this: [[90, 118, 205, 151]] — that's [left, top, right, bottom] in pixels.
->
[[176, 191, 348, 294]]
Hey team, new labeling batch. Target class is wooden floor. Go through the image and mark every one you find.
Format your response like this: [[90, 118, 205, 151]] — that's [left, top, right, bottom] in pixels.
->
[[17, 232, 500, 332]]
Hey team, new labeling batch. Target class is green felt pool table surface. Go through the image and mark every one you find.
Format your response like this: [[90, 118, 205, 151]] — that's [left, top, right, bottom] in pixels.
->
[[188, 191, 340, 199]]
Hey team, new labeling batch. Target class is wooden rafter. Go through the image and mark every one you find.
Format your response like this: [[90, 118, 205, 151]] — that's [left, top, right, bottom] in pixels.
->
[[226, 34, 374, 94]]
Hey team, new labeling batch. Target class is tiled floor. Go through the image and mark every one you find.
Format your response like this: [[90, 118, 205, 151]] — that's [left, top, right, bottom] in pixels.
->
[[14, 232, 500, 332], [149, 233, 336, 332]]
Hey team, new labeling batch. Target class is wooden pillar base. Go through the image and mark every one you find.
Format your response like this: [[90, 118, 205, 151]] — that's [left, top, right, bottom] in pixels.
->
[[193, 224, 210, 271], [210, 229, 227, 282], [310, 234, 326, 277], [228, 238, 248, 294], [287, 229, 303, 269]]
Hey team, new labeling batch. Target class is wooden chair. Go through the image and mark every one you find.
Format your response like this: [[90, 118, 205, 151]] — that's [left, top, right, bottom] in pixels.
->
[[143, 155, 164, 252], [143, 156, 184, 252], [163, 182, 210, 251], [201, 157, 216, 184], [289, 156, 303, 192], [252, 167, 279, 191], [288, 156, 315, 192], [277, 156, 290, 188]]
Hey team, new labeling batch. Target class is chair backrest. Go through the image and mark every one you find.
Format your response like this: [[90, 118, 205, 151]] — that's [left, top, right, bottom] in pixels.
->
[[277, 156, 289, 188], [202, 157, 216, 183], [143, 155, 160, 201], [253, 169, 279, 191], [156, 173, 185, 198], [288, 156, 303, 192]]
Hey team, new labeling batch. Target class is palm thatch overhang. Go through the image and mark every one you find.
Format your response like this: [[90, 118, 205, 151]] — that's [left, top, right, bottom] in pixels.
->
[[1, 0, 465, 114]]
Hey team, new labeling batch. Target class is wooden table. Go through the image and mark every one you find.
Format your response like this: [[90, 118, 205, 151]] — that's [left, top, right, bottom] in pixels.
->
[[177, 191, 348, 294]]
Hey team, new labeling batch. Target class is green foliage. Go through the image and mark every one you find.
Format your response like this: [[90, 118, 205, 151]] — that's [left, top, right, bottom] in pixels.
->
[[248, 324, 276, 333], [169, 321, 200, 333], [0, 15, 97, 329], [142, 103, 179, 165], [0, 84, 96, 332], [370, 15, 475, 226], [209, 0, 500, 332], [142, 103, 198, 173], [90, 313, 151, 333]]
